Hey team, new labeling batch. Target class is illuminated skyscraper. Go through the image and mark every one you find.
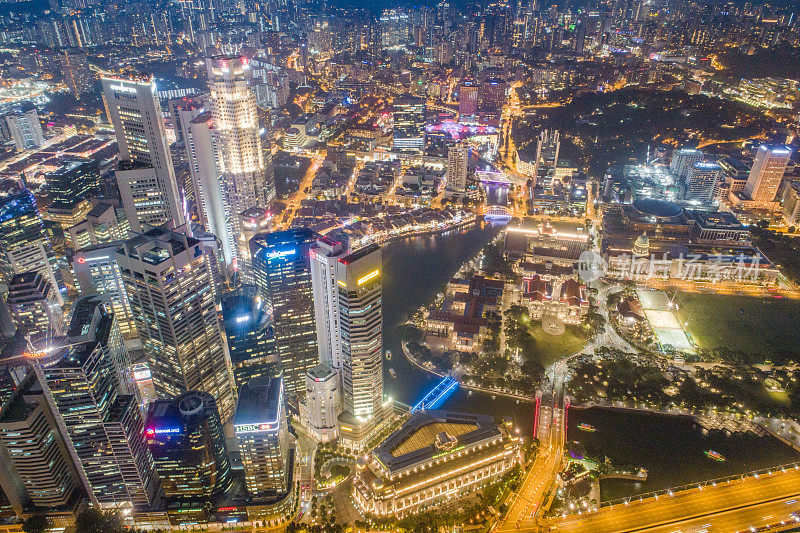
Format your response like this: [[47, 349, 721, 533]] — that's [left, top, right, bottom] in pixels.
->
[[685, 161, 722, 204], [0, 375, 80, 512], [72, 243, 138, 341], [145, 391, 231, 502], [0, 105, 44, 150], [670, 148, 704, 180], [251, 229, 318, 400], [310, 236, 348, 372], [336, 244, 383, 421], [0, 180, 60, 304], [60, 50, 91, 98], [744, 145, 792, 206], [446, 142, 469, 197], [234, 376, 289, 500], [102, 77, 184, 232], [206, 56, 275, 270], [6, 271, 64, 341], [458, 79, 479, 118], [34, 295, 160, 509], [532, 129, 560, 189], [221, 284, 279, 389], [393, 96, 426, 153], [117, 226, 236, 420]]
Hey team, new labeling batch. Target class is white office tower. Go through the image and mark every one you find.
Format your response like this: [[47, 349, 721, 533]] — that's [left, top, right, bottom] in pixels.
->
[[670, 148, 704, 180], [744, 145, 793, 207], [336, 244, 383, 420], [446, 142, 469, 197], [1, 106, 45, 150], [532, 129, 560, 188], [234, 376, 289, 499], [300, 364, 340, 442], [116, 226, 236, 421], [102, 77, 185, 232], [34, 295, 159, 510], [72, 243, 139, 341], [310, 236, 349, 372], [685, 162, 722, 205], [206, 56, 275, 270], [6, 271, 64, 341]]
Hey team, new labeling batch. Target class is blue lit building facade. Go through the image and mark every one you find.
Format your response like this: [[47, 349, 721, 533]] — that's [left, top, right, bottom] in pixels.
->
[[250, 229, 318, 400]]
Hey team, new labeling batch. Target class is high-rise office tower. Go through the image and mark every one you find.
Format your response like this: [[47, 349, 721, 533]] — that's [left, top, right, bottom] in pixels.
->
[[458, 79, 479, 118], [117, 226, 236, 420], [6, 272, 64, 340], [744, 145, 792, 206], [336, 244, 383, 420], [45, 158, 99, 214], [44, 158, 99, 233], [239, 207, 272, 284], [300, 363, 340, 443], [67, 202, 129, 250], [0, 105, 45, 150], [34, 295, 160, 509], [0, 375, 81, 513], [221, 284, 280, 389], [251, 229, 318, 400], [446, 142, 469, 197], [393, 96, 426, 153], [102, 77, 184, 232], [532, 129, 560, 189], [479, 77, 506, 112], [206, 56, 275, 270], [72, 243, 138, 341], [0, 181, 60, 304], [234, 376, 289, 500], [145, 391, 231, 502], [310, 236, 349, 372], [379, 9, 411, 47], [184, 110, 231, 263], [670, 148, 704, 180], [60, 50, 91, 98], [685, 161, 722, 204]]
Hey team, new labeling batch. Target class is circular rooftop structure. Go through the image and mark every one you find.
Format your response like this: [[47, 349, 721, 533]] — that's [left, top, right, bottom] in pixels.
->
[[633, 198, 682, 219]]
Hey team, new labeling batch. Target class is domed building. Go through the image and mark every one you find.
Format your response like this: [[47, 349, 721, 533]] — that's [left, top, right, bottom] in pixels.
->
[[632, 232, 650, 256]]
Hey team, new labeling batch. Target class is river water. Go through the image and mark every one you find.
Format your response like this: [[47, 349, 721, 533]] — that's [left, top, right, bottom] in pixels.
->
[[380, 226, 800, 501]]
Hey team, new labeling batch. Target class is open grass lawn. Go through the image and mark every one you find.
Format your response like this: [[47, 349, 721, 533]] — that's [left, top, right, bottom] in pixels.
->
[[531, 324, 587, 367], [673, 293, 800, 363]]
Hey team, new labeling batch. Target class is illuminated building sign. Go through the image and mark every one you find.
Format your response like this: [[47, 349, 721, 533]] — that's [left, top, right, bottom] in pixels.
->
[[235, 423, 277, 433], [266, 248, 296, 260], [146, 427, 181, 437], [357, 269, 380, 286], [110, 83, 138, 94]]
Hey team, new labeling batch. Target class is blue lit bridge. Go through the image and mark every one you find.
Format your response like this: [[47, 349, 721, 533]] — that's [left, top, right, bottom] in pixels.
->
[[410, 375, 459, 413]]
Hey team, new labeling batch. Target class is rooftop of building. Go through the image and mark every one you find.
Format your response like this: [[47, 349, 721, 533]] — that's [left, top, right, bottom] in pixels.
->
[[234, 376, 283, 428], [340, 243, 380, 265], [307, 363, 336, 381], [686, 209, 747, 231], [372, 410, 502, 474]]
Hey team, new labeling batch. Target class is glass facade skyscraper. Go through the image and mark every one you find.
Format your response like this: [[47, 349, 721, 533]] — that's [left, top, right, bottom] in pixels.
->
[[250, 229, 318, 400]]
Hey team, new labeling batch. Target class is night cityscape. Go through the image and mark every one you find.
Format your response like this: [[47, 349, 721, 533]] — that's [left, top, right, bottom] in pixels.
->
[[0, 0, 797, 530]]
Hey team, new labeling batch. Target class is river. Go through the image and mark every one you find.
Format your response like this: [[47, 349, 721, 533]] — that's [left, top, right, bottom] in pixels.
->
[[380, 227, 800, 501]]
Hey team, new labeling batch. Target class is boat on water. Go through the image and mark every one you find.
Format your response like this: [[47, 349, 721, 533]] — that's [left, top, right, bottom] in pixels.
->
[[577, 423, 596, 432], [386, 350, 391, 360], [705, 450, 726, 462], [389, 368, 396, 378]]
